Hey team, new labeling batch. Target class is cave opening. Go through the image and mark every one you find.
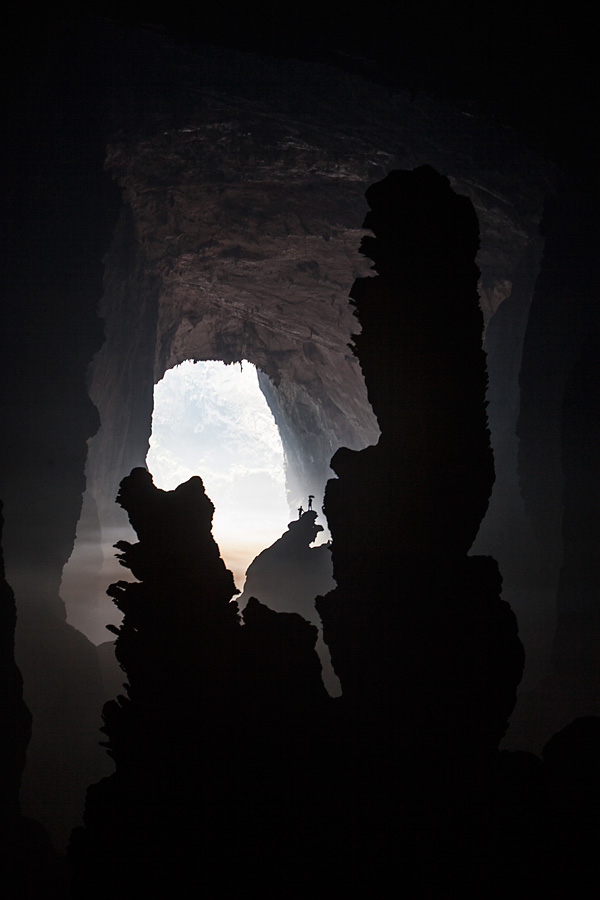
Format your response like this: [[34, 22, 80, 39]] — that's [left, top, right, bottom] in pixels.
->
[[61, 356, 336, 648], [146, 358, 295, 594]]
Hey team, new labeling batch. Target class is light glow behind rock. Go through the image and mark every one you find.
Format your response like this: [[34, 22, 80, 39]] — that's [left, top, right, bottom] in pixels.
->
[[146, 360, 290, 592]]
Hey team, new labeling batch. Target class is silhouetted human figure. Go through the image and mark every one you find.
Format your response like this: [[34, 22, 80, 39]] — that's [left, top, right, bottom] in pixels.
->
[[308, 495, 314, 510], [297, 505, 303, 518]]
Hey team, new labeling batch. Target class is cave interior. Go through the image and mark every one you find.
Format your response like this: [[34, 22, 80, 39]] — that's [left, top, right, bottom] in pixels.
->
[[1, 10, 599, 896]]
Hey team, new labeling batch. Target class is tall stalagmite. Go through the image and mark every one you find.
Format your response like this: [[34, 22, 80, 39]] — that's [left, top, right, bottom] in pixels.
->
[[317, 166, 524, 890], [69, 469, 329, 897]]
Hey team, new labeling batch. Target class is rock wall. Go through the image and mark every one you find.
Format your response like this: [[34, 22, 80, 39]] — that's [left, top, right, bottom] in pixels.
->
[[501, 174, 600, 748]]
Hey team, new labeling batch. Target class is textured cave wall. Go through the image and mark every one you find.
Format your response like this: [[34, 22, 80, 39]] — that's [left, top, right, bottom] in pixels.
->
[[473, 168, 600, 751], [69, 470, 332, 897], [87, 163, 379, 519], [86, 206, 163, 528], [75, 40, 551, 634], [0, 21, 125, 849], [500, 174, 600, 748]]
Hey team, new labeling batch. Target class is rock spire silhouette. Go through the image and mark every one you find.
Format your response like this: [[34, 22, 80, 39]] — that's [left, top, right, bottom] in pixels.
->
[[69, 469, 329, 897], [317, 166, 525, 892]]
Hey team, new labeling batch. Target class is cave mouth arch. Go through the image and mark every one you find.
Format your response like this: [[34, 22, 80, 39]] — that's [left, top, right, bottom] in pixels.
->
[[63, 352, 341, 646], [146, 358, 294, 592]]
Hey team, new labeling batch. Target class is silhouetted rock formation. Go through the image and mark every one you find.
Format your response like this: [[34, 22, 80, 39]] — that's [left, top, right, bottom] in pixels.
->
[[317, 166, 525, 892], [239, 510, 333, 620], [0, 502, 66, 896], [489, 716, 600, 896], [70, 469, 330, 897], [0, 21, 122, 847], [326, 167, 494, 575], [70, 469, 241, 894], [0, 502, 30, 825], [541, 716, 600, 888], [237, 509, 338, 693]]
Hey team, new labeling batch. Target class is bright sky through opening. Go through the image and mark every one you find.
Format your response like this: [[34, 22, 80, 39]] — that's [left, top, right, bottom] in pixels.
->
[[146, 360, 290, 592]]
